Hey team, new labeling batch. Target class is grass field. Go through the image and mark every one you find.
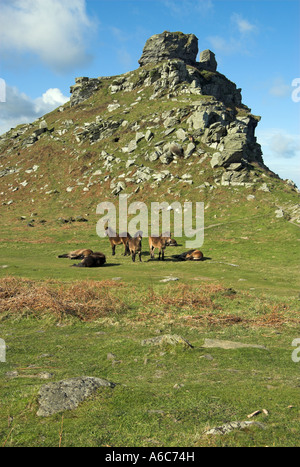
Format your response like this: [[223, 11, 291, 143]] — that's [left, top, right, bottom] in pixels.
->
[[0, 208, 299, 447]]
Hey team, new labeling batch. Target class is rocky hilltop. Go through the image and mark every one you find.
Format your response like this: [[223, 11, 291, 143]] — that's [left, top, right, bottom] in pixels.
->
[[69, 32, 263, 178], [0, 31, 299, 224]]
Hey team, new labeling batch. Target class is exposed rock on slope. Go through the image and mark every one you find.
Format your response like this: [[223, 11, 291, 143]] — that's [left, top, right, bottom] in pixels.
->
[[138, 31, 199, 67]]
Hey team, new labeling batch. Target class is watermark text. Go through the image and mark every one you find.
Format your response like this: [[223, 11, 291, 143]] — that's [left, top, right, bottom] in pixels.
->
[[0, 78, 6, 103], [291, 78, 300, 103], [292, 338, 300, 363], [96, 195, 204, 248], [0, 338, 6, 363]]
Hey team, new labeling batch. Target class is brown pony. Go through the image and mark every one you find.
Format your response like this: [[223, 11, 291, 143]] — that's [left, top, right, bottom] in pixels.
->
[[149, 232, 172, 261], [168, 238, 178, 246], [185, 249, 204, 261], [58, 249, 93, 259], [172, 249, 204, 261], [105, 226, 131, 256], [128, 231, 143, 262], [72, 252, 106, 268]]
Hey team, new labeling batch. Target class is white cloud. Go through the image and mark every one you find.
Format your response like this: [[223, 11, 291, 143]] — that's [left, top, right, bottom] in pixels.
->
[[269, 77, 291, 98], [206, 35, 241, 56], [0, 85, 69, 135], [164, 0, 213, 16], [0, 0, 96, 73], [35, 88, 69, 113], [257, 128, 300, 186], [258, 128, 300, 160], [232, 13, 257, 34], [207, 12, 258, 56]]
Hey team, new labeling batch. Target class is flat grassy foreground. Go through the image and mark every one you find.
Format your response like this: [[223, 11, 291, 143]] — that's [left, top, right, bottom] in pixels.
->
[[0, 275, 299, 447], [0, 208, 299, 447]]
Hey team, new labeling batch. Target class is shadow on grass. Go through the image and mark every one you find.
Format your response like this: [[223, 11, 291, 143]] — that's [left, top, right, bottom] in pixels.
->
[[70, 263, 121, 268], [147, 256, 212, 262]]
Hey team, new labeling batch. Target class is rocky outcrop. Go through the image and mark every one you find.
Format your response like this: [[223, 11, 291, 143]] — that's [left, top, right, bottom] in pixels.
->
[[138, 31, 198, 67], [70, 32, 241, 109], [70, 77, 102, 107], [199, 49, 217, 72], [138, 31, 218, 73], [135, 59, 241, 107], [74, 117, 122, 144], [186, 99, 263, 170]]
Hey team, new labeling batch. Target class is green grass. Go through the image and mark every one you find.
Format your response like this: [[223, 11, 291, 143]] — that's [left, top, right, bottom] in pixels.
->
[[1, 309, 299, 447], [0, 206, 298, 296]]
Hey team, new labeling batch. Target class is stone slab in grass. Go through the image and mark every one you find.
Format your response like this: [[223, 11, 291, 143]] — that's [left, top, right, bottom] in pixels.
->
[[205, 420, 266, 436], [202, 339, 267, 350], [141, 334, 193, 348], [37, 376, 115, 417]]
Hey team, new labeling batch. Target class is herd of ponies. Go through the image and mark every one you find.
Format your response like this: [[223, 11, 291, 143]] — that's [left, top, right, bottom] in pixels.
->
[[58, 227, 204, 268]]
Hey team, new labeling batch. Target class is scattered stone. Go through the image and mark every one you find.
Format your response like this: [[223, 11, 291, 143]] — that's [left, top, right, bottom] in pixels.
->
[[159, 153, 174, 165], [37, 376, 115, 417], [141, 334, 193, 349], [176, 128, 187, 140], [205, 420, 266, 436], [127, 139, 138, 153], [202, 339, 267, 350], [135, 132, 145, 143], [185, 142, 196, 158], [107, 103, 121, 112], [126, 159, 135, 168], [258, 182, 270, 192], [6, 371, 19, 379], [39, 120, 48, 130], [149, 151, 161, 162], [38, 372, 54, 380], [160, 276, 179, 282], [107, 353, 118, 361], [285, 179, 297, 189], [275, 208, 285, 218], [164, 128, 175, 136], [173, 383, 185, 389], [200, 354, 214, 361], [145, 130, 154, 142]]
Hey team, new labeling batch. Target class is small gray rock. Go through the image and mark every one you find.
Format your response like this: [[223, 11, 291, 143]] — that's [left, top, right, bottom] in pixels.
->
[[205, 420, 266, 436], [141, 334, 193, 348], [160, 276, 179, 282], [202, 339, 267, 350], [37, 376, 115, 417]]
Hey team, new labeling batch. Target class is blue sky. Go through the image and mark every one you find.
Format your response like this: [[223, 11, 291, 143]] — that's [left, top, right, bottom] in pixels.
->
[[0, 0, 299, 185]]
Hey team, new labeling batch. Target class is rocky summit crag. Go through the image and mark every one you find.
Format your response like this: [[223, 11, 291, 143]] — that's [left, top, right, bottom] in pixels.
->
[[0, 31, 299, 224]]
